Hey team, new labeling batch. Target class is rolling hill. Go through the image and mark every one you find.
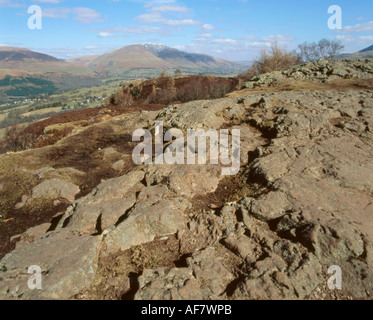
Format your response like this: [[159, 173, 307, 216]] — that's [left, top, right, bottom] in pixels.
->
[[0, 46, 92, 74]]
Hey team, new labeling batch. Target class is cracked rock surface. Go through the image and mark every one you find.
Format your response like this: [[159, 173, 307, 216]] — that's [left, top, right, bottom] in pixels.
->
[[0, 64, 372, 300]]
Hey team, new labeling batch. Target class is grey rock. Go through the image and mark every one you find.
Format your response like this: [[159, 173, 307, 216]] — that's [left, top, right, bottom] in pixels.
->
[[0, 230, 100, 300], [31, 178, 80, 203], [103, 198, 190, 255]]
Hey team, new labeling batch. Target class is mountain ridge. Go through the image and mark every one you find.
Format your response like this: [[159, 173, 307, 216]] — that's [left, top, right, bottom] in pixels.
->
[[67, 43, 237, 74], [359, 44, 373, 53]]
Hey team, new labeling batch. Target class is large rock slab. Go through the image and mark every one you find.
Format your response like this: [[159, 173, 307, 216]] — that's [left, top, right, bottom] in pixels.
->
[[60, 171, 145, 234], [103, 197, 190, 255], [0, 230, 100, 300]]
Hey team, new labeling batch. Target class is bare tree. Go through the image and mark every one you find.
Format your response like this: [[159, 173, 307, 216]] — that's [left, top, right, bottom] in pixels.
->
[[249, 41, 301, 75], [297, 39, 344, 62]]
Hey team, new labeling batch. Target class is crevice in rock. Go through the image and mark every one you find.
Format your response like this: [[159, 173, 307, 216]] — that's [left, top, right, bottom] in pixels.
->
[[140, 174, 148, 187], [61, 215, 72, 228], [121, 271, 141, 300], [92, 214, 103, 236], [247, 118, 278, 140], [225, 275, 245, 297], [115, 205, 136, 227], [47, 213, 65, 232], [174, 253, 192, 268]]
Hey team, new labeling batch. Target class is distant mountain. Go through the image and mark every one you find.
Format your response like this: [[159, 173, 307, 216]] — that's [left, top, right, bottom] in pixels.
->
[[67, 55, 100, 67], [359, 45, 373, 53], [337, 45, 373, 60], [86, 45, 170, 73], [68, 44, 237, 75], [0, 46, 61, 63], [0, 46, 93, 74], [0, 44, 242, 101], [142, 44, 233, 68]]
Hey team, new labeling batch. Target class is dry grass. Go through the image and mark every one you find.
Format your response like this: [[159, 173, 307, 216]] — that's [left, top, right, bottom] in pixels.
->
[[237, 42, 301, 83], [251, 43, 301, 75], [228, 78, 373, 98]]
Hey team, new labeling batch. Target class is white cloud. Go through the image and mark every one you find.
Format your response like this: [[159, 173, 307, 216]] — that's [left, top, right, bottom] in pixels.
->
[[43, 7, 70, 19], [136, 12, 200, 26], [98, 32, 115, 38], [240, 35, 258, 40], [72, 7, 103, 24], [0, 0, 23, 8], [336, 35, 373, 43], [358, 36, 373, 41], [262, 34, 294, 43], [135, 2, 200, 27], [43, 7, 103, 24], [213, 39, 238, 45], [202, 24, 215, 30], [165, 19, 200, 26], [136, 12, 165, 23], [339, 21, 373, 33], [96, 25, 161, 37], [151, 5, 190, 13], [144, 0, 176, 7], [181, 33, 295, 61]]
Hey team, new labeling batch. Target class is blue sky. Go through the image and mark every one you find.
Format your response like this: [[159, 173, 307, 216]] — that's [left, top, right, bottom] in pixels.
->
[[0, 0, 372, 61]]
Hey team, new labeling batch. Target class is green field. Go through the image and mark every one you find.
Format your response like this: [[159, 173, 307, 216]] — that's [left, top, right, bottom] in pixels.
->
[[0, 78, 125, 132]]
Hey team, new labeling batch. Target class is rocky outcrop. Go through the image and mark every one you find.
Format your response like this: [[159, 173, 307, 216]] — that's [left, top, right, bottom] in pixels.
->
[[15, 178, 80, 209], [0, 62, 372, 300], [244, 58, 373, 88]]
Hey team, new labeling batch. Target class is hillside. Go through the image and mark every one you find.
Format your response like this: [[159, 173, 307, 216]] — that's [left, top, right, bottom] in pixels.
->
[[108, 75, 239, 106], [337, 44, 373, 60], [0, 46, 92, 74], [359, 44, 373, 53], [67, 55, 100, 68], [0, 59, 372, 300], [68, 44, 238, 76], [142, 43, 234, 68], [0, 46, 61, 63], [87, 45, 170, 73], [0, 47, 99, 102]]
